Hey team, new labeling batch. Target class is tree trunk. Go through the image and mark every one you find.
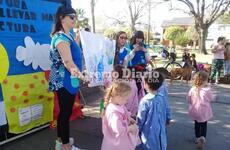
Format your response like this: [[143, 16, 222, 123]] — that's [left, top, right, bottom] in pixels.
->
[[131, 22, 136, 34], [193, 40, 197, 50], [91, 0, 95, 33], [198, 27, 208, 54]]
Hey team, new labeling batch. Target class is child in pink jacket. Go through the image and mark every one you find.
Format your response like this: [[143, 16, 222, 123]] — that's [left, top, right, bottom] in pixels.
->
[[112, 65, 144, 118], [187, 71, 214, 149], [101, 81, 140, 150]]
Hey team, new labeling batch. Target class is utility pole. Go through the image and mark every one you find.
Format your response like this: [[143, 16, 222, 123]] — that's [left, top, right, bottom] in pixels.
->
[[147, 0, 151, 45], [91, 0, 96, 33]]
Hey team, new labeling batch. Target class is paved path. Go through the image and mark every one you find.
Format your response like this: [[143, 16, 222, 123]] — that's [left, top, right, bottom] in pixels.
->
[[1, 81, 230, 150]]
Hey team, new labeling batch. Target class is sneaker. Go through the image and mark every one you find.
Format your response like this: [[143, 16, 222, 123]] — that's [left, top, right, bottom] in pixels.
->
[[55, 138, 74, 150], [215, 81, 220, 85], [200, 136, 206, 144], [209, 78, 215, 83], [55, 140, 62, 150], [69, 138, 74, 145], [215, 78, 220, 84], [197, 136, 205, 149]]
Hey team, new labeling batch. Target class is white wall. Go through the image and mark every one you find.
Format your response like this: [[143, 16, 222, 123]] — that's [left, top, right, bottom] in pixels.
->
[[206, 24, 230, 49]]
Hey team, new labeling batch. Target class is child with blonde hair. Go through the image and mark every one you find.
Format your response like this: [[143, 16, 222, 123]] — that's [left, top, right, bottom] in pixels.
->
[[112, 65, 143, 118], [188, 71, 214, 149], [101, 81, 140, 150]]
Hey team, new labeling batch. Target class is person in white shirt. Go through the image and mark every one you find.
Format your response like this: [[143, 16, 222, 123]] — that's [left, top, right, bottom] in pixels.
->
[[210, 36, 225, 84]]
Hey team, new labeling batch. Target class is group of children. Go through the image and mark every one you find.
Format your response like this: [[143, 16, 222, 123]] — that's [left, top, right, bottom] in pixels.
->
[[182, 48, 198, 71], [98, 30, 217, 150], [182, 37, 230, 84], [100, 65, 214, 150]]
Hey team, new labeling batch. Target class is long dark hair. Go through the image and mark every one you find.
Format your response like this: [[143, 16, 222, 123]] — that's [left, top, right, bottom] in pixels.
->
[[130, 30, 145, 45], [114, 31, 127, 65], [51, 6, 65, 36], [50, 4, 76, 36], [115, 31, 127, 51]]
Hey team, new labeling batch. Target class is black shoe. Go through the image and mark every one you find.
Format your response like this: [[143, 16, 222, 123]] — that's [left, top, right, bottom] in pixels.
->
[[208, 78, 215, 83]]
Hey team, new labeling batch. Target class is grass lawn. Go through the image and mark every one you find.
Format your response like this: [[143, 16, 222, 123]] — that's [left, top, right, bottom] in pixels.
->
[[152, 48, 213, 67]]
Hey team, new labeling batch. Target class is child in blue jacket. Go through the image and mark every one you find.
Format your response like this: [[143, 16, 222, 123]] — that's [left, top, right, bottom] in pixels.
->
[[137, 70, 167, 150]]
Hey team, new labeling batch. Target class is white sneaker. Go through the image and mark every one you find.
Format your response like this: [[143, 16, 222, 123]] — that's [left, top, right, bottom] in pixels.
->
[[55, 138, 74, 150], [200, 136, 206, 144], [197, 136, 205, 149], [69, 137, 74, 145]]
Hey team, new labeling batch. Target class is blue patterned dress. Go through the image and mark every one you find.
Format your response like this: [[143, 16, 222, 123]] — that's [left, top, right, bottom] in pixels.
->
[[48, 32, 82, 94]]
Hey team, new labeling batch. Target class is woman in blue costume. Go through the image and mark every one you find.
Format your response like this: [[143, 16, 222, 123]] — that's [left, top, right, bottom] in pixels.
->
[[137, 71, 167, 150], [113, 31, 130, 66], [48, 2, 86, 150], [125, 31, 150, 93], [125, 30, 150, 68]]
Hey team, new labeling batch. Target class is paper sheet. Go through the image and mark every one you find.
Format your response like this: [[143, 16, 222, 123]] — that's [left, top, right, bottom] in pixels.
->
[[0, 101, 7, 126]]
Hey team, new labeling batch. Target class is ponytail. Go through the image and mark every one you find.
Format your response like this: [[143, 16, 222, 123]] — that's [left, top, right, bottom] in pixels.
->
[[100, 81, 131, 117], [104, 86, 113, 107], [51, 18, 64, 36], [100, 85, 113, 117], [193, 71, 208, 88]]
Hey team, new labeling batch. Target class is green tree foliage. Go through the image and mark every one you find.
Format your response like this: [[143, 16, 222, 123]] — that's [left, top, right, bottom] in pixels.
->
[[75, 8, 89, 29], [175, 33, 189, 47], [165, 0, 230, 54], [103, 28, 117, 39], [218, 12, 230, 24], [123, 27, 132, 40], [185, 26, 199, 41], [164, 26, 184, 41], [164, 26, 190, 47]]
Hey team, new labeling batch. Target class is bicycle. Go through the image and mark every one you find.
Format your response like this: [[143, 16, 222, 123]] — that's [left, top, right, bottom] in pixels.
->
[[148, 53, 182, 79]]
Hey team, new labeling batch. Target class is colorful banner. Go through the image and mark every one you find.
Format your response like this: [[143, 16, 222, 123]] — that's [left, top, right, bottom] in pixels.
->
[[79, 31, 115, 87], [0, 0, 60, 75], [0, 0, 62, 133], [1, 72, 54, 133], [0, 43, 9, 83]]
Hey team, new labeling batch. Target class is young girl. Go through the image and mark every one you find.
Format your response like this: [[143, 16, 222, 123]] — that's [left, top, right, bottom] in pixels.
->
[[182, 48, 191, 68], [137, 71, 167, 150], [125, 31, 150, 98], [109, 65, 144, 118], [114, 31, 130, 66], [191, 54, 198, 71], [188, 71, 214, 148], [191, 54, 198, 78], [224, 42, 230, 77], [125, 30, 150, 68], [101, 82, 140, 150]]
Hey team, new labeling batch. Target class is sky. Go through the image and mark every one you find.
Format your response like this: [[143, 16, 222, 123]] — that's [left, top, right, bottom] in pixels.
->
[[72, 0, 190, 32]]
